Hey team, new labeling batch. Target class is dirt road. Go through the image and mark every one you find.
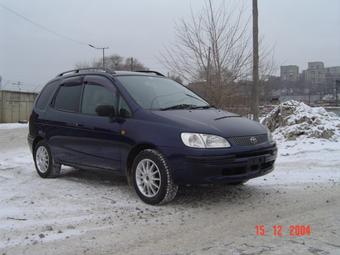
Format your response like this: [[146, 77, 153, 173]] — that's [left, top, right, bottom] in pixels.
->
[[0, 127, 339, 255]]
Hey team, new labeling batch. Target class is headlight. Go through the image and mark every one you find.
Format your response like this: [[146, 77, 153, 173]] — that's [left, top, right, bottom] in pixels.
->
[[267, 128, 274, 143], [181, 133, 231, 148]]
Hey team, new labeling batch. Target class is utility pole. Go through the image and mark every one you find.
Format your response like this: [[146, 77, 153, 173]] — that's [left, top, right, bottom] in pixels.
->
[[130, 57, 134, 71], [18, 81, 21, 121], [102, 48, 105, 69], [12, 81, 22, 121], [251, 0, 259, 121], [88, 44, 109, 69], [207, 47, 211, 86], [336, 80, 340, 107]]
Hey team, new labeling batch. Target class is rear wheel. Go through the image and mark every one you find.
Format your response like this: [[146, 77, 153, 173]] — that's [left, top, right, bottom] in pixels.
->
[[132, 149, 178, 205], [34, 140, 61, 178]]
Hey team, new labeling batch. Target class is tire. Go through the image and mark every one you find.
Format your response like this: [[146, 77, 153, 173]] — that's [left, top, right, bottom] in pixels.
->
[[132, 149, 178, 205], [33, 140, 61, 178], [228, 180, 248, 185]]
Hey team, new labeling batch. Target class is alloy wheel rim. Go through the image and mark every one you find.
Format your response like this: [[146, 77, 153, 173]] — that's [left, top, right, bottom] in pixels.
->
[[36, 146, 49, 173], [135, 159, 161, 198]]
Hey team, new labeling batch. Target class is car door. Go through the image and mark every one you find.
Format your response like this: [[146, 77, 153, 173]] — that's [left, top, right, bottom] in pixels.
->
[[46, 76, 85, 164], [74, 75, 121, 170]]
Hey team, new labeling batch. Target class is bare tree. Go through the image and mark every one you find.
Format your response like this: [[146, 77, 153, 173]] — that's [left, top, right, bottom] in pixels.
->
[[161, 0, 276, 112], [161, 0, 252, 106], [76, 54, 148, 71]]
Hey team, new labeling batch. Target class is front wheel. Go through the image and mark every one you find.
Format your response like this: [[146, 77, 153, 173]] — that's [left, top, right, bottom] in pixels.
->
[[228, 180, 248, 185], [34, 140, 61, 178], [132, 149, 178, 205]]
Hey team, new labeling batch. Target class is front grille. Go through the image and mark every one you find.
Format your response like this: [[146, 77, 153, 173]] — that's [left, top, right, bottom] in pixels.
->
[[228, 134, 268, 146], [222, 160, 274, 176]]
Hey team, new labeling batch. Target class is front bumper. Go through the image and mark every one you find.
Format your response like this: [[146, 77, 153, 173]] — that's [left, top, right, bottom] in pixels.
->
[[162, 143, 277, 184]]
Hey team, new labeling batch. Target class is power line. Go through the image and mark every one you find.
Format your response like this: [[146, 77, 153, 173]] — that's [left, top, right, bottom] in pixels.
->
[[0, 2, 88, 46]]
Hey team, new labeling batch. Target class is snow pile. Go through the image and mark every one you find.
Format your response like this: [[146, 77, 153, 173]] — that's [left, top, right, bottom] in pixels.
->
[[261, 100, 340, 142]]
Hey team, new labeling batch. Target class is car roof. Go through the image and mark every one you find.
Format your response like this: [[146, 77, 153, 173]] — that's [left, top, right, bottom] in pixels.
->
[[45, 69, 167, 87]]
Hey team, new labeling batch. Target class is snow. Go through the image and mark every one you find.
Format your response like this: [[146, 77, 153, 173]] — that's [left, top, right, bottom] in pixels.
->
[[0, 123, 340, 254], [0, 123, 28, 129], [1, 101, 340, 253], [262, 100, 340, 141], [255, 146, 340, 186], [260, 101, 340, 183]]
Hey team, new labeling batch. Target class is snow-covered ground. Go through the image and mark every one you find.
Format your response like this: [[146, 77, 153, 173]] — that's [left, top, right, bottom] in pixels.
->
[[0, 123, 28, 130], [0, 125, 340, 255]]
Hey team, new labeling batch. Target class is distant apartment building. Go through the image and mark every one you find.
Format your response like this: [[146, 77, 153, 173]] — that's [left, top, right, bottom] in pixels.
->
[[280, 65, 299, 82], [304, 61, 326, 84], [325, 66, 340, 84]]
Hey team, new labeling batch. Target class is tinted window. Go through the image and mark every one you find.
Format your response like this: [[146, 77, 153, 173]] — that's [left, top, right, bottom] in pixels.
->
[[54, 84, 82, 112], [117, 76, 208, 110], [81, 84, 116, 115], [36, 81, 58, 110]]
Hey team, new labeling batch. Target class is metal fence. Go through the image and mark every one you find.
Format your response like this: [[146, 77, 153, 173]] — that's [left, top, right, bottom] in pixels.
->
[[0, 90, 38, 123]]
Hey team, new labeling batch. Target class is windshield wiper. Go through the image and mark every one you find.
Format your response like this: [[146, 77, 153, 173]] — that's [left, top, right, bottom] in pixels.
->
[[160, 104, 197, 111], [190, 105, 215, 109], [160, 104, 214, 111]]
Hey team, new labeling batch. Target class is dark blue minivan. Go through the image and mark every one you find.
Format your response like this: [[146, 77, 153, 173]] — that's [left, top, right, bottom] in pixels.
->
[[28, 68, 277, 205]]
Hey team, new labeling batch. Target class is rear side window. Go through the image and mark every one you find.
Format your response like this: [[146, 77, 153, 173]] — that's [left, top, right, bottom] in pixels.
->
[[36, 81, 58, 110], [54, 84, 82, 112], [81, 84, 116, 115]]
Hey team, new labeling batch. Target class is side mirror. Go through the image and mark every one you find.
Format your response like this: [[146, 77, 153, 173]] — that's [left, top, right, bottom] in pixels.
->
[[119, 108, 131, 118], [95, 105, 115, 117]]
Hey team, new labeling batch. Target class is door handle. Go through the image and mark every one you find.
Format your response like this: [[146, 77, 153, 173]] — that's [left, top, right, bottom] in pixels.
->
[[72, 123, 94, 129], [68, 122, 79, 127]]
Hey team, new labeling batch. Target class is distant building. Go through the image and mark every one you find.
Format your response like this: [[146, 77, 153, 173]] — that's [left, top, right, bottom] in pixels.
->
[[308, 61, 324, 70], [304, 61, 326, 84], [325, 66, 340, 85], [280, 65, 299, 82]]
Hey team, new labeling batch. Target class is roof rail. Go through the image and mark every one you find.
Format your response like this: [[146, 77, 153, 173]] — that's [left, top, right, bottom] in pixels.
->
[[135, 70, 165, 77], [56, 68, 115, 77]]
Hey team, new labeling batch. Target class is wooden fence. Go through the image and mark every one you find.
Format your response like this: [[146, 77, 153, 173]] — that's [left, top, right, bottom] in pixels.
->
[[0, 90, 38, 123]]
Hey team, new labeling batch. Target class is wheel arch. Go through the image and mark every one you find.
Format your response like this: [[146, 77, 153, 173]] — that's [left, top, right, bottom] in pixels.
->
[[125, 143, 158, 185], [32, 136, 44, 152]]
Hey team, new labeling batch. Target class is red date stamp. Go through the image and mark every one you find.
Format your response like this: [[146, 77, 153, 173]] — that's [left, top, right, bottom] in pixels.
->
[[256, 225, 311, 237]]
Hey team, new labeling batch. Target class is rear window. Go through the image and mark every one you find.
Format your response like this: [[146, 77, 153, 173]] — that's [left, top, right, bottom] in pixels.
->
[[36, 81, 58, 110], [54, 84, 82, 112]]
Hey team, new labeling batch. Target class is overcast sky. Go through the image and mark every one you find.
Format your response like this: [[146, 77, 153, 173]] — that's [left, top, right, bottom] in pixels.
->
[[1, 0, 339, 91]]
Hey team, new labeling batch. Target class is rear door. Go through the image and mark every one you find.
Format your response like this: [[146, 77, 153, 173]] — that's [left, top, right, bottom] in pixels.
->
[[47, 76, 84, 164]]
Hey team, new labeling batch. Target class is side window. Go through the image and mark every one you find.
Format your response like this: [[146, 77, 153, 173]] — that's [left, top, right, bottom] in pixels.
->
[[81, 84, 117, 116], [36, 81, 58, 110], [118, 95, 132, 118], [54, 84, 82, 112]]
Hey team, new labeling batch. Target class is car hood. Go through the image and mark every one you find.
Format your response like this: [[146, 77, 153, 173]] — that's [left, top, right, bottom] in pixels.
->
[[151, 109, 267, 137]]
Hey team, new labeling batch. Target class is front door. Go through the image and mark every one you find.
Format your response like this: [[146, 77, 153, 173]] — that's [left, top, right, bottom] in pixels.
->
[[74, 75, 121, 170]]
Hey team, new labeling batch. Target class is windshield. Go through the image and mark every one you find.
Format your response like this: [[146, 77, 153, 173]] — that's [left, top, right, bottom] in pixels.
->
[[116, 76, 210, 110]]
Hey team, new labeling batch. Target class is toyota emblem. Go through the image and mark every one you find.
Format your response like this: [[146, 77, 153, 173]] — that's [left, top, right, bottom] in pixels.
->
[[250, 136, 257, 144]]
